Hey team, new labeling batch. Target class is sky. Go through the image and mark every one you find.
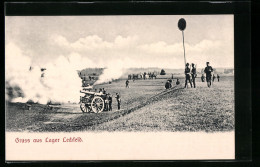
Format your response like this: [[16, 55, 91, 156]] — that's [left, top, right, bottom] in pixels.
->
[[5, 15, 234, 69]]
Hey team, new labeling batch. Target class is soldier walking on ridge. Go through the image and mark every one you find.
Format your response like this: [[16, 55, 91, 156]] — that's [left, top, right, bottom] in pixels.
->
[[184, 63, 193, 88], [204, 62, 213, 88]]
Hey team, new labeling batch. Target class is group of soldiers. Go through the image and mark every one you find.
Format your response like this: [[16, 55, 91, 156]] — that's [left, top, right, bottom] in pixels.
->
[[103, 92, 121, 111], [201, 74, 220, 83], [184, 63, 197, 88], [128, 72, 157, 81], [184, 61, 220, 88], [93, 88, 121, 111]]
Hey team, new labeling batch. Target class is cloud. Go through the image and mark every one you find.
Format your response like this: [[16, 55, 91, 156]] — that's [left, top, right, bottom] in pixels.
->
[[48, 34, 233, 69]]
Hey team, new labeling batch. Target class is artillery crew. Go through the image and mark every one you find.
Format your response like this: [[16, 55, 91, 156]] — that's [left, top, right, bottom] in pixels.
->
[[184, 63, 193, 88], [191, 63, 197, 88], [204, 62, 214, 88]]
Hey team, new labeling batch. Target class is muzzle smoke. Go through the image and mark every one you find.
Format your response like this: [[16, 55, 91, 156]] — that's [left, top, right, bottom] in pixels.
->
[[6, 43, 83, 104], [93, 60, 127, 85]]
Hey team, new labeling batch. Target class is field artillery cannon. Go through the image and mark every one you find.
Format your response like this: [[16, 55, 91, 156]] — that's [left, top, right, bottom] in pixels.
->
[[80, 90, 106, 113]]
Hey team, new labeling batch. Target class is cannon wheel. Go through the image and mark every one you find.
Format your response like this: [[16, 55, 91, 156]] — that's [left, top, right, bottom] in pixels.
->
[[80, 103, 89, 113], [91, 96, 104, 113]]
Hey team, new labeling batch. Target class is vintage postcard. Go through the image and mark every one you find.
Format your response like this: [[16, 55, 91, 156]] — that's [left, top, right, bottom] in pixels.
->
[[5, 15, 234, 160]]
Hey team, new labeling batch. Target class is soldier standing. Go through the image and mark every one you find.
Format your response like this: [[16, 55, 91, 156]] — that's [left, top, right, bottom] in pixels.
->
[[217, 74, 220, 82], [102, 88, 106, 94], [165, 80, 171, 89], [125, 80, 129, 88], [176, 78, 180, 85], [104, 96, 109, 111], [184, 63, 193, 88], [115, 93, 121, 110], [191, 63, 197, 88], [204, 62, 213, 87], [99, 88, 103, 93]]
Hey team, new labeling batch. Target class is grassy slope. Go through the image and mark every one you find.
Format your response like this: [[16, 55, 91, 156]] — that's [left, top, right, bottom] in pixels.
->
[[92, 79, 234, 132]]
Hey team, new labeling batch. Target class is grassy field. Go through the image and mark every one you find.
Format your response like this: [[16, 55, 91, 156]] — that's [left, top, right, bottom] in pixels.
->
[[6, 76, 234, 132]]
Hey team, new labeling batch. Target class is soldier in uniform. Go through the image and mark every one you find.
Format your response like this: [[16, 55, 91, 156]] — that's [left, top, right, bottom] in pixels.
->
[[165, 80, 171, 89], [184, 63, 193, 88], [191, 63, 197, 88], [126, 80, 129, 88], [115, 93, 121, 110], [204, 62, 214, 87], [102, 88, 106, 94], [104, 96, 109, 111], [99, 88, 103, 93], [217, 74, 220, 82], [176, 78, 180, 85]]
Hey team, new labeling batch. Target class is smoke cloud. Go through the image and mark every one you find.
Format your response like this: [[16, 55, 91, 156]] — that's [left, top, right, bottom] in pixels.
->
[[5, 43, 86, 104], [93, 59, 132, 85]]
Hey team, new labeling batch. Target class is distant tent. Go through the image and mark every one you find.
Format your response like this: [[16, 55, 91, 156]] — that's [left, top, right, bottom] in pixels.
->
[[160, 69, 166, 75]]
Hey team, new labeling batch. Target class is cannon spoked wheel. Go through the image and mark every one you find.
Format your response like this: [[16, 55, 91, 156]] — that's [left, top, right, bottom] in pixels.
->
[[91, 96, 104, 113], [80, 103, 89, 113]]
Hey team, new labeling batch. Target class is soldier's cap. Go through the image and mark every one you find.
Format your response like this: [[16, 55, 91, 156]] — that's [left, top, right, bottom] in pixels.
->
[[186, 63, 189, 66]]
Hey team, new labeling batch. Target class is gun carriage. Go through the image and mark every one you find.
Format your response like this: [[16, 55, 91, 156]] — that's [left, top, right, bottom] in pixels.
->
[[80, 90, 106, 113]]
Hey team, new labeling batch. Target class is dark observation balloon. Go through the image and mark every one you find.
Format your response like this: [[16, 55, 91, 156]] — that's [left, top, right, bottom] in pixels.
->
[[178, 18, 186, 31]]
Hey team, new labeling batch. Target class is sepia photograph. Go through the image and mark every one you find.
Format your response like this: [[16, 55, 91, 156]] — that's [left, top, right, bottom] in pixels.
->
[[5, 15, 235, 160]]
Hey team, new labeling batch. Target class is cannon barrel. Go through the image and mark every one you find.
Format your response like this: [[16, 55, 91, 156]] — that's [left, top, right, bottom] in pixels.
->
[[80, 90, 103, 96]]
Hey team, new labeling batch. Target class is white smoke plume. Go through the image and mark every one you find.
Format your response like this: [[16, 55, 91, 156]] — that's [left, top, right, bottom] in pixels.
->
[[5, 43, 86, 104], [93, 60, 128, 85]]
